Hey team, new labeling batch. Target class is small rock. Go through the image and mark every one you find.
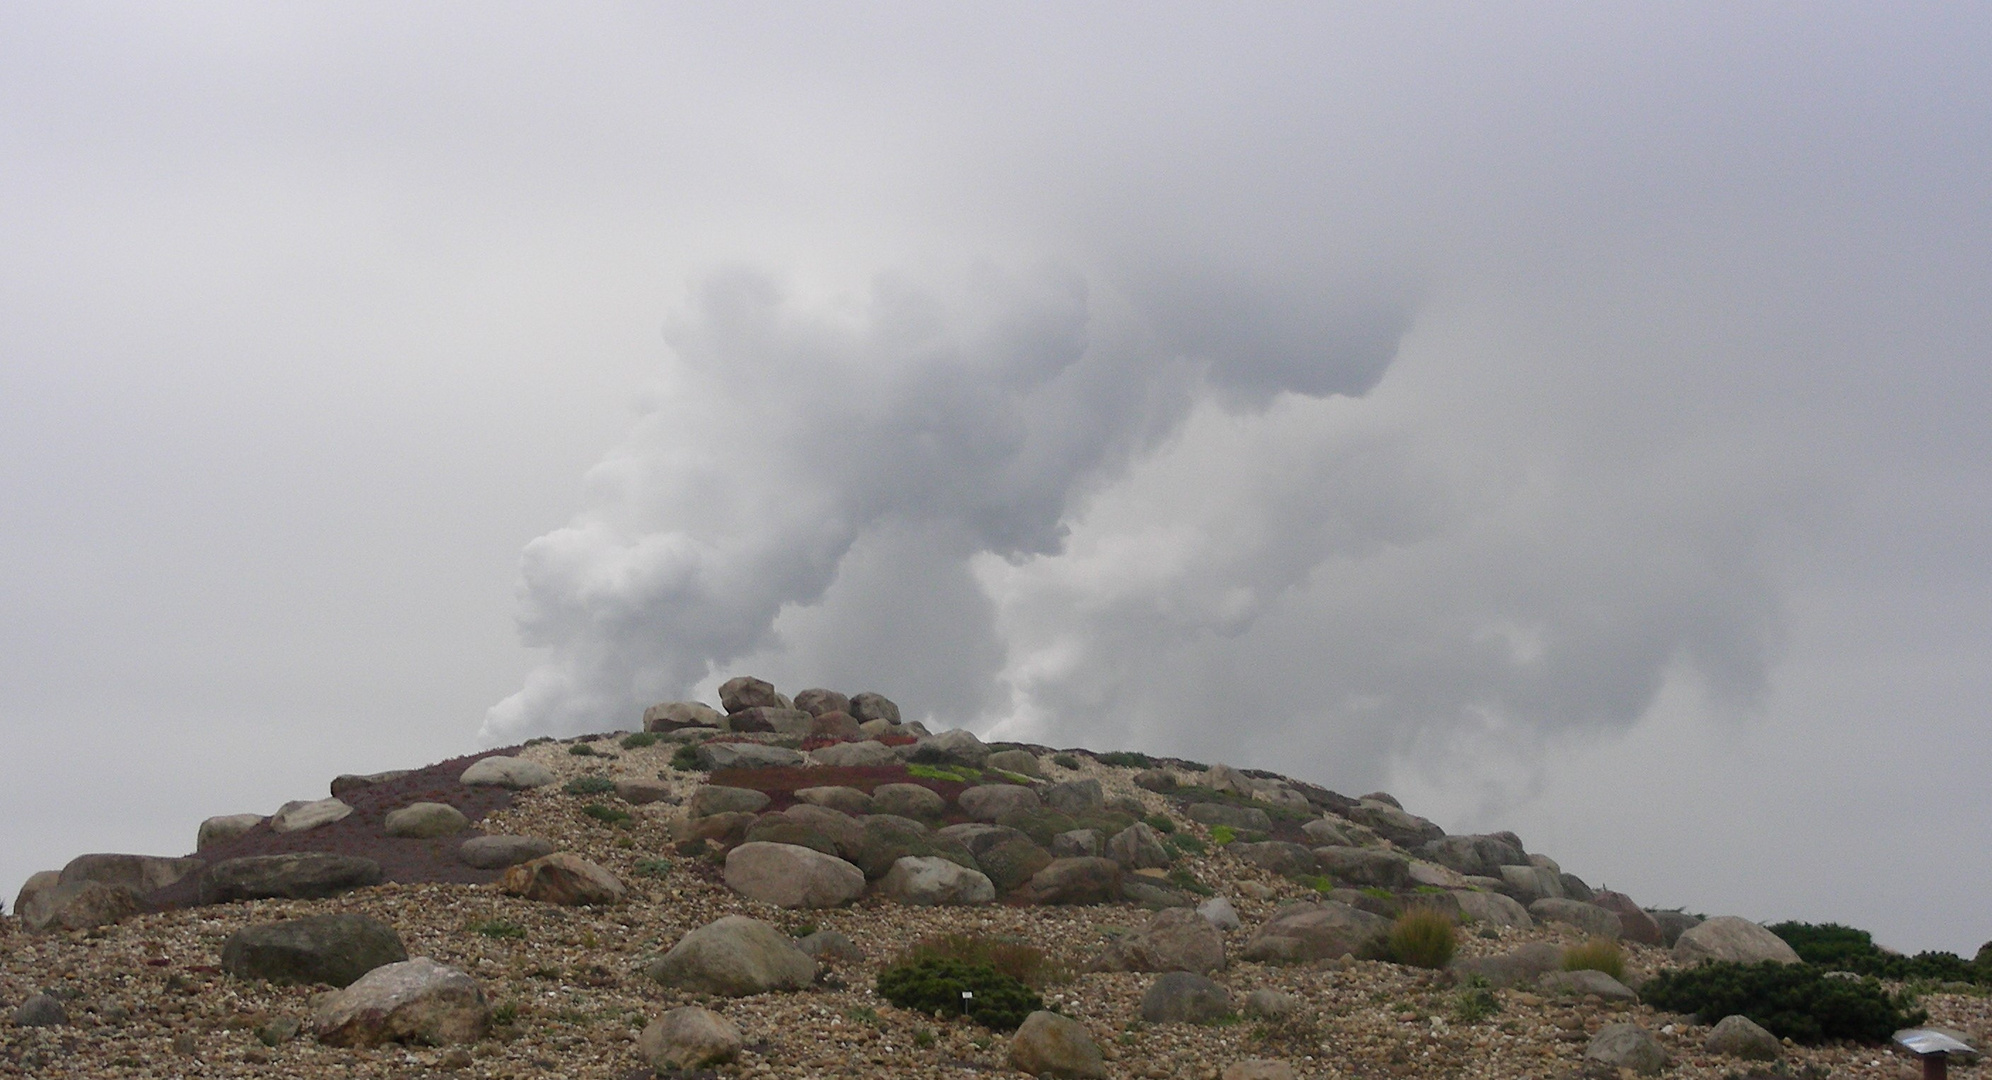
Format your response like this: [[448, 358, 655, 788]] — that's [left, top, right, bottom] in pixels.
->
[[877, 856, 996, 906], [383, 802, 468, 839], [12, 993, 66, 1027], [1043, 778, 1106, 815], [958, 784, 1041, 821], [271, 797, 358, 835], [457, 835, 556, 869], [498, 853, 625, 905], [458, 756, 556, 789], [1705, 1014, 1783, 1060], [871, 783, 947, 819], [985, 748, 1043, 777], [1672, 915, 1801, 965], [1008, 1009, 1106, 1079], [1140, 971, 1233, 1024], [197, 814, 266, 851], [848, 691, 901, 725], [723, 843, 866, 908], [795, 930, 864, 963], [200, 853, 383, 903], [1237, 881, 1276, 900], [1106, 823, 1171, 870], [1198, 896, 1242, 930], [220, 913, 408, 987], [1584, 1022, 1667, 1076], [645, 915, 816, 996], [255, 1016, 302, 1046], [690, 785, 772, 817], [1537, 969, 1637, 1001], [1646, 909, 1703, 947], [1222, 1062, 1295, 1080], [614, 778, 674, 805], [639, 1006, 743, 1070], [1243, 990, 1298, 1018], [311, 958, 489, 1047]]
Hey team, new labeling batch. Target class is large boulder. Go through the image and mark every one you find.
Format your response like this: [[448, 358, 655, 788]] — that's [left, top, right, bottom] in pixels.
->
[[723, 843, 866, 908], [1559, 872, 1596, 902], [644, 701, 723, 730], [718, 675, 784, 713], [1672, 916, 1801, 965], [639, 1006, 743, 1070], [1185, 803, 1272, 832], [1053, 830, 1102, 858], [1416, 834, 1528, 878], [986, 749, 1043, 777], [939, 822, 1032, 857], [1538, 969, 1638, 1001], [1647, 909, 1703, 948], [645, 915, 816, 996], [852, 816, 977, 879], [1042, 779, 1106, 815], [1093, 907, 1225, 974], [11, 994, 66, 1027], [615, 778, 674, 805], [740, 818, 842, 858], [848, 691, 901, 725], [694, 742, 806, 770], [457, 835, 556, 869], [197, 814, 265, 851], [21, 880, 142, 933], [220, 913, 407, 987], [794, 786, 874, 815], [458, 756, 556, 789], [1204, 764, 1256, 796], [1016, 857, 1123, 905], [201, 853, 383, 903], [726, 706, 813, 735], [1452, 889, 1534, 930], [1345, 800, 1444, 846], [1449, 942, 1565, 988], [1301, 818, 1353, 847], [1106, 823, 1172, 871], [499, 853, 625, 905], [1241, 902, 1390, 964], [871, 783, 947, 820], [808, 741, 900, 767], [1528, 898, 1623, 939], [1313, 846, 1410, 889], [1231, 841, 1316, 878], [1008, 1010, 1105, 1079], [11, 871, 60, 927], [959, 784, 1041, 821], [1140, 971, 1233, 1024], [876, 856, 996, 906], [781, 804, 866, 859], [330, 770, 412, 799], [690, 785, 772, 818], [59, 852, 203, 894], [791, 688, 852, 718], [1705, 1014, 1783, 1061], [1585, 1023, 1667, 1076], [809, 711, 863, 739], [1590, 891, 1665, 946], [310, 958, 489, 1047], [382, 802, 468, 839], [1123, 877, 1197, 910], [269, 797, 354, 834], [911, 728, 991, 767], [678, 810, 760, 851], [975, 838, 1055, 893], [1497, 864, 1565, 904]]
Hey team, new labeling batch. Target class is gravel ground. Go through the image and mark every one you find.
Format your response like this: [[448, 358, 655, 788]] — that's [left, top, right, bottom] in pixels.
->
[[4, 737, 1985, 1079]]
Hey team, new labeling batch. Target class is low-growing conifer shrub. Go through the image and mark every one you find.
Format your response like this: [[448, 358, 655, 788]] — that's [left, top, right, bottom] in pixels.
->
[[632, 858, 671, 878], [1052, 754, 1081, 770], [567, 743, 598, 756], [1387, 908, 1457, 969], [875, 957, 1044, 1031], [893, 933, 1068, 988], [580, 803, 631, 825], [1561, 938, 1625, 981], [562, 776, 616, 796], [1640, 960, 1925, 1044], [1167, 866, 1215, 896], [670, 744, 705, 771], [1096, 751, 1153, 768], [1768, 921, 1989, 986], [1208, 825, 1237, 846], [620, 732, 659, 749], [1145, 813, 1177, 834]]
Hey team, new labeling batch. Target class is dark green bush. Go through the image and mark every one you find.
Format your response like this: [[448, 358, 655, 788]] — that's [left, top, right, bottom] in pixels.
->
[[567, 743, 599, 756], [1167, 834, 1207, 855], [632, 858, 671, 879], [1641, 960, 1925, 1044], [876, 957, 1044, 1031], [1167, 866, 1215, 896], [1097, 751, 1153, 768], [621, 732, 659, 749], [1052, 754, 1081, 770], [580, 803, 631, 825], [894, 932, 1068, 988], [1144, 813, 1177, 834], [563, 776, 616, 796], [1769, 921, 1986, 985], [670, 743, 706, 771]]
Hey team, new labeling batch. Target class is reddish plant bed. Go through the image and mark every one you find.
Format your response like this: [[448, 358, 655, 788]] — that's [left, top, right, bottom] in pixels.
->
[[143, 746, 531, 910]]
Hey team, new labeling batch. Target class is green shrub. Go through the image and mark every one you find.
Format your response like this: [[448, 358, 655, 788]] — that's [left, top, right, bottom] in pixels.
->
[[1641, 960, 1925, 1044], [621, 732, 659, 749], [1145, 814, 1177, 834], [632, 858, 671, 879], [1208, 825, 1237, 846], [1052, 754, 1081, 770], [580, 803, 631, 825], [1166, 866, 1215, 896], [1168, 834, 1206, 856], [491, 1002, 520, 1026], [469, 919, 526, 939], [1297, 875, 1335, 894], [1769, 921, 1986, 985], [670, 744, 705, 771], [1562, 938, 1625, 981], [1387, 909, 1457, 969], [876, 957, 1044, 1031], [568, 743, 598, 756], [894, 933, 1068, 988], [908, 763, 978, 783], [1176, 761, 1209, 772], [1096, 751, 1153, 768], [1360, 886, 1393, 900], [563, 776, 616, 796], [1454, 975, 1501, 1022]]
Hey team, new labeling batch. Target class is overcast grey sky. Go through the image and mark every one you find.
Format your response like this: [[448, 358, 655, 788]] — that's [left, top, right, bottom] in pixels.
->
[[4, 4, 1988, 953]]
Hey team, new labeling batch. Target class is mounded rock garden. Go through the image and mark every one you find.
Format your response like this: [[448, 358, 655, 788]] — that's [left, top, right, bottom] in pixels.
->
[[4, 674, 1986, 1079]]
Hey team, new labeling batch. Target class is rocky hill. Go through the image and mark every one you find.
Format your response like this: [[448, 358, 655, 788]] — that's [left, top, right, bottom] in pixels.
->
[[4, 676, 1986, 1080]]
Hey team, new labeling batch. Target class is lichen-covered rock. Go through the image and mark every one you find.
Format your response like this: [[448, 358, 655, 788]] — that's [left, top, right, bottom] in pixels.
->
[[723, 843, 866, 908], [848, 691, 901, 725], [221, 913, 407, 987], [1705, 1014, 1782, 1060], [1230, 841, 1314, 877], [876, 856, 995, 906], [794, 786, 874, 815], [808, 740, 900, 767], [1185, 802, 1272, 832], [718, 675, 784, 713], [1241, 902, 1390, 964], [1452, 889, 1534, 930], [644, 700, 723, 729], [1106, 823, 1172, 870], [382, 802, 468, 839], [310, 958, 489, 1047], [1344, 799, 1444, 846], [1584, 1023, 1667, 1076], [1673, 915, 1801, 965], [871, 783, 947, 819], [639, 1006, 743, 1070], [21, 880, 142, 933], [791, 688, 851, 717], [200, 853, 383, 904], [985, 748, 1042, 777], [975, 838, 1054, 893], [1042, 778, 1106, 815], [1590, 890, 1665, 946], [645, 915, 816, 996], [458, 756, 556, 789], [1008, 1010, 1105, 1078]]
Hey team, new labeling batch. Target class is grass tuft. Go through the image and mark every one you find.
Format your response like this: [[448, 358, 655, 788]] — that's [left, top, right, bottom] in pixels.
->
[[1387, 908, 1457, 969], [1561, 937, 1625, 981]]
